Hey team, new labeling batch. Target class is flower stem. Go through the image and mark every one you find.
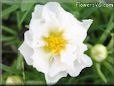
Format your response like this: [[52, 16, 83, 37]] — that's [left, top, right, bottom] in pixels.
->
[[95, 63, 107, 83], [107, 33, 114, 50]]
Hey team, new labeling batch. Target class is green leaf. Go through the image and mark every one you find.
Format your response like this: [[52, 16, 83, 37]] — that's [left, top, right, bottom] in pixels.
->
[[2, 4, 19, 18], [16, 54, 24, 70], [106, 56, 114, 65], [1, 25, 17, 35], [21, 3, 34, 11], [2, 35, 15, 41], [1, 0, 21, 4], [19, 11, 30, 27], [16, 11, 22, 29], [25, 80, 45, 85], [66, 75, 97, 84], [89, 24, 107, 32], [4, 40, 18, 46], [80, 7, 98, 19], [95, 63, 107, 83], [103, 61, 114, 75], [19, 3, 34, 26], [0, 63, 21, 74], [16, 53, 25, 81], [97, 14, 114, 43]]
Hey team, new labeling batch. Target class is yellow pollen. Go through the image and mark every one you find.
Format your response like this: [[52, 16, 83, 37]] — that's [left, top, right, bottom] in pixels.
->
[[43, 30, 67, 55]]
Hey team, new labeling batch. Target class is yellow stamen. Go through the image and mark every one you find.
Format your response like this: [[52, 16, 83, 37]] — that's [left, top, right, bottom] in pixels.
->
[[43, 30, 67, 55]]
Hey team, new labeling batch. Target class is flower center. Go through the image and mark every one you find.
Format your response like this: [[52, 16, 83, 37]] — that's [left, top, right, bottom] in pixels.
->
[[43, 30, 67, 55]]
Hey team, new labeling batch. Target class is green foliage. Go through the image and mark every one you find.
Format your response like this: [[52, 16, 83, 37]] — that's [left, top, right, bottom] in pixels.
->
[[1, 4, 19, 18], [1, 1, 114, 85]]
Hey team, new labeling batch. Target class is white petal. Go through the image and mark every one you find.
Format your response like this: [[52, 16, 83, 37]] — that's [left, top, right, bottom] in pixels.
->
[[67, 55, 92, 77], [80, 54, 93, 67], [60, 11, 87, 43], [24, 30, 45, 49], [29, 19, 47, 37], [31, 2, 61, 29], [48, 57, 67, 77], [49, 5, 92, 43], [24, 30, 33, 47], [42, 4, 60, 28], [76, 44, 88, 63], [61, 44, 77, 67], [45, 2, 64, 17], [18, 41, 33, 65], [32, 48, 50, 74], [45, 71, 67, 84], [30, 7, 61, 46], [32, 5, 43, 19], [67, 60, 85, 77], [82, 19, 93, 30], [32, 49, 67, 83], [29, 19, 48, 48], [66, 44, 92, 77]]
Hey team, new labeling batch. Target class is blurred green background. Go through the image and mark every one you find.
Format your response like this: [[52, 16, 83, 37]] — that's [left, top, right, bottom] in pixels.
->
[[0, 0, 114, 85]]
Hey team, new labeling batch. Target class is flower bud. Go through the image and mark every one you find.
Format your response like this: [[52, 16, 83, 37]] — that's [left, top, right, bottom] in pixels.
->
[[6, 76, 23, 85], [91, 44, 107, 62]]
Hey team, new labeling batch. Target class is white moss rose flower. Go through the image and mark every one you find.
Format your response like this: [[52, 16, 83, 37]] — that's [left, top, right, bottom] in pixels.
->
[[19, 2, 93, 84]]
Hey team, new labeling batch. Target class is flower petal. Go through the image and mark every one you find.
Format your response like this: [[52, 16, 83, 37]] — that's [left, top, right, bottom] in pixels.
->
[[82, 19, 93, 30], [32, 5, 43, 19], [60, 44, 77, 67], [29, 19, 47, 37], [48, 57, 67, 77], [67, 54, 92, 77], [76, 44, 88, 63], [18, 41, 33, 65], [45, 71, 67, 84], [45, 2, 64, 17], [32, 50, 67, 83], [29, 19, 48, 48], [59, 11, 87, 43], [80, 54, 93, 67], [67, 60, 85, 77], [24, 30, 45, 50], [24, 31, 33, 47], [32, 48, 50, 74], [42, 4, 60, 28]]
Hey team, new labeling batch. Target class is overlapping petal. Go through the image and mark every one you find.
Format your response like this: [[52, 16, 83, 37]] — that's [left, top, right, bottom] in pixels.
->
[[18, 41, 33, 65]]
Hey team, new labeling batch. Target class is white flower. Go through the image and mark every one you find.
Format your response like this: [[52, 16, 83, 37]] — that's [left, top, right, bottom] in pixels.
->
[[19, 2, 93, 84]]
